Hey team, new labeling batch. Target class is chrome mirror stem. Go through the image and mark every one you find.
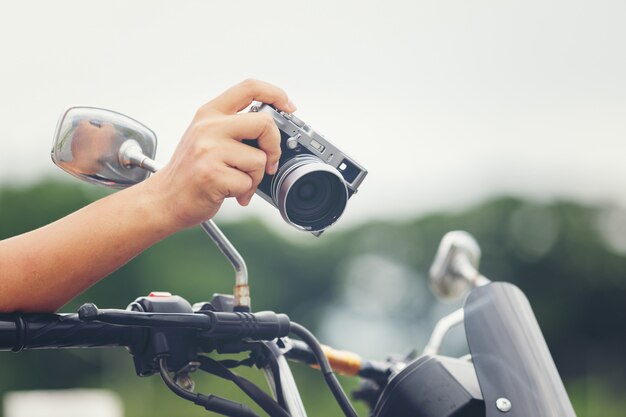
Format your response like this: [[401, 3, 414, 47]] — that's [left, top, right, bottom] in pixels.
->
[[199, 221, 250, 309], [119, 141, 250, 310], [422, 308, 464, 356], [119, 139, 164, 172]]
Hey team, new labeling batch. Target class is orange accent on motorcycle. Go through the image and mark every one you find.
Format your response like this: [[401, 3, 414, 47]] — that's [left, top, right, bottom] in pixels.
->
[[320, 345, 362, 376]]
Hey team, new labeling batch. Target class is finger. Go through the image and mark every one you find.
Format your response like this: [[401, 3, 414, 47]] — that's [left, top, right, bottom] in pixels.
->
[[218, 140, 267, 200], [225, 112, 282, 174], [214, 165, 254, 205], [203, 79, 296, 115]]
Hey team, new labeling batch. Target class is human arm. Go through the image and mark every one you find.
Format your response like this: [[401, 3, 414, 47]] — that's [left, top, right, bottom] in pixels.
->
[[0, 79, 296, 312]]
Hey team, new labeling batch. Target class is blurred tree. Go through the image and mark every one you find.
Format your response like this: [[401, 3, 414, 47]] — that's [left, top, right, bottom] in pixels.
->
[[1, 181, 625, 416]]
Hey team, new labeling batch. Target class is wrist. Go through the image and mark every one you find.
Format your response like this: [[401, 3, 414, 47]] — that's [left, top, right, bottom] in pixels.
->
[[119, 177, 183, 240]]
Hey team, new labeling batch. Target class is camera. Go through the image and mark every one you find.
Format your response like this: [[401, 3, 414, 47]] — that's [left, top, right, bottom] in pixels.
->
[[248, 103, 367, 235]]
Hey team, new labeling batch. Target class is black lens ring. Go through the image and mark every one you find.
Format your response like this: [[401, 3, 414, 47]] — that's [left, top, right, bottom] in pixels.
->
[[273, 157, 348, 232], [286, 171, 344, 228]]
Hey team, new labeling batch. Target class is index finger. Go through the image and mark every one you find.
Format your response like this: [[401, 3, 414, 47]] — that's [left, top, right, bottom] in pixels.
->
[[225, 112, 282, 174], [202, 79, 296, 115]]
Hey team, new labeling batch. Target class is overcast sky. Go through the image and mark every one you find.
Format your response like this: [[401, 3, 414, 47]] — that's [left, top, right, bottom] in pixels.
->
[[1, 0, 625, 229]]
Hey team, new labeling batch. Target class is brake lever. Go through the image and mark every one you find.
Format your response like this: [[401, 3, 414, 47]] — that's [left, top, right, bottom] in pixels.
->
[[78, 303, 212, 328]]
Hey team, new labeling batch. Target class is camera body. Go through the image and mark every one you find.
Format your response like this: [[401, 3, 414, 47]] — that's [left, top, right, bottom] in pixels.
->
[[249, 103, 367, 235]]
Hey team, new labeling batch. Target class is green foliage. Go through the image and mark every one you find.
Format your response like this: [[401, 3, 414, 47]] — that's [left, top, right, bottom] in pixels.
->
[[1, 180, 625, 416]]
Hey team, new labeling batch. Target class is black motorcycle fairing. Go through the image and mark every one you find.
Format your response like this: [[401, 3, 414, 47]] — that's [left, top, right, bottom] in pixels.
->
[[464, 282, 577, 417], [372, 355, 484, 417]]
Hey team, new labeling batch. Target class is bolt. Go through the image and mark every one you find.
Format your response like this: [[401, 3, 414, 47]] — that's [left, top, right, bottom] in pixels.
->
[[176, 373, 195, 391], [496, 397, 512, 413]]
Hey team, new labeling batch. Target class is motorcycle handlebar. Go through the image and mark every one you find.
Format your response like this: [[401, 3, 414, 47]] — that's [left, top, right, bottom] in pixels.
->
[[0, 311, 367, 417], [0, 313, 134, 351], [0, 308, 292, 352]]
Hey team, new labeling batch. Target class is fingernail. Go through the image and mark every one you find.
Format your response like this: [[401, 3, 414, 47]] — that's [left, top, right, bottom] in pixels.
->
[[271, 161, 279, 175], [287, 99, 297, 112]]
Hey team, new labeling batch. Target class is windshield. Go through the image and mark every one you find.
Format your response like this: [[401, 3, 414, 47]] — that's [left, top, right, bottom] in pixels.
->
[[464, 282, 577, 417]]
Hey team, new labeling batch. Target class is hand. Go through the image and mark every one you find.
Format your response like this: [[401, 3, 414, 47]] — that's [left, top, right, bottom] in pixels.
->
[[147, 79, 297, 230]]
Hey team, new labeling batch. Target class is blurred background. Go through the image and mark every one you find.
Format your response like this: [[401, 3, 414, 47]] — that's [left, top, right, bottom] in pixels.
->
[[1, 1, 625, 416]]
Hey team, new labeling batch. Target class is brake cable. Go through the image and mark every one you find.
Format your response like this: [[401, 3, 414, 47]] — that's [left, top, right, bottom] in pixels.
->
[[158, 356, 260, 417], [289, 322, 359, 417], [198, 356, 290, 417]]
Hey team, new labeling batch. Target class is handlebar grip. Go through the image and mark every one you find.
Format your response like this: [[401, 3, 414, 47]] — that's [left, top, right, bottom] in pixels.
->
[[0, 313, 134, 351], [203, 311, 291, 340]]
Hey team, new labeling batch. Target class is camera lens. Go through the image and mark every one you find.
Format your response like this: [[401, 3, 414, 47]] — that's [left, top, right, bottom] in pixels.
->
[[273, 156, 348, 232]]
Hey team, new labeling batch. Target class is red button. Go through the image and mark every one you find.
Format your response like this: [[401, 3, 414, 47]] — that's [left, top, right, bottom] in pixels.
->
[[148, 291, 172, 297]]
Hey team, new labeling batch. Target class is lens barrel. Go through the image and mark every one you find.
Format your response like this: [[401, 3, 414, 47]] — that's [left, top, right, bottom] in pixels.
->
[[272, 156, 348, 232]]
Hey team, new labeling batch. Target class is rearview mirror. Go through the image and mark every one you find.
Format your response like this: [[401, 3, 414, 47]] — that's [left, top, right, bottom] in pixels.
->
[[429, 231, 483, 299], [51, 107, 157, 189]]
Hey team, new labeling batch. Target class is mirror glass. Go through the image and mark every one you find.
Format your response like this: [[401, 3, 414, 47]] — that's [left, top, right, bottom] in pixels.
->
[[429, 231, 481, 299], [51, 107, 157, 189]]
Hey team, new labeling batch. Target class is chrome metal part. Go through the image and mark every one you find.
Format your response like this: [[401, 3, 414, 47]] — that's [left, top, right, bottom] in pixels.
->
[[422, 308, 465, 356], [496, 397, 512, 413], [174, 361, 200, 391], [288, 113, 306, 128], [176, 374, 194, 391], [272, 156, 348, 233], [119, 139, 164, 171], [276, 354, 308, 417], [263, 346, 308, 417], [198, 221, 249, 309], [118, 139, 143, 168], [51, 107, 156, 189], [429, 231, 490, 300], [139, 157, 165, 173], [286, 135, 300, 150]]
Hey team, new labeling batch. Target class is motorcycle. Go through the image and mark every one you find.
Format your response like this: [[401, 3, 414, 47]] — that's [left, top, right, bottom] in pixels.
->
[[0, 107, 577, 417]]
